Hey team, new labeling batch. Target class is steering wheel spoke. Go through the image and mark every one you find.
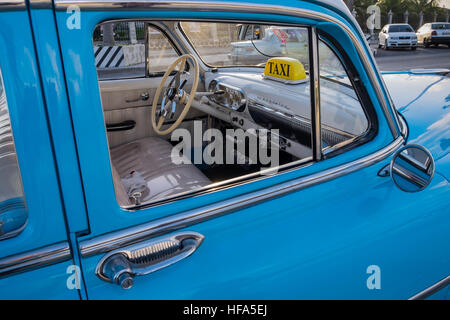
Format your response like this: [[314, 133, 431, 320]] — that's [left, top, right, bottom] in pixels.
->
[[151, 54, 199, 135], [169, 101, 177, 119]]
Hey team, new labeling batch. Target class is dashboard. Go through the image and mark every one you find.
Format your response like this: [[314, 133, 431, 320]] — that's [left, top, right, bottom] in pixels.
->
[[197, 69, 365, 158]]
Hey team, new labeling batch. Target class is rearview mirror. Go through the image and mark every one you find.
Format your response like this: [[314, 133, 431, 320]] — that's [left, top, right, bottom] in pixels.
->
[[390, 145, 435, 193]]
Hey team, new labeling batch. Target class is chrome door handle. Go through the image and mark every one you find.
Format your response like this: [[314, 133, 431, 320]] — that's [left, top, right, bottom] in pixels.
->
[[95, 231, 204, 289], [125, 92, 150, 103]]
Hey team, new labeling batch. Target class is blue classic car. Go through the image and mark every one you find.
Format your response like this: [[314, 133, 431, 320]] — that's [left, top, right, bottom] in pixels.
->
[[0, 0, 449, 300]]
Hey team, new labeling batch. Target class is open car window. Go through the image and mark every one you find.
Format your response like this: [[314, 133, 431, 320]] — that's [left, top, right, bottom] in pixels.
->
[[93, 20, 372, 209]]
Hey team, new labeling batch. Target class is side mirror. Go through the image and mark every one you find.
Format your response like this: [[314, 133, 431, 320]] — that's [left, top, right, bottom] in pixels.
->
[[390, 145, 435, 192]]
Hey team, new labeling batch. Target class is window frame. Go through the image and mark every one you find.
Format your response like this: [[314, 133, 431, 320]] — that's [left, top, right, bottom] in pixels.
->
[[94, 19, 378, 211], [317, 31, 378, 159], [94, 20, 186, 81]]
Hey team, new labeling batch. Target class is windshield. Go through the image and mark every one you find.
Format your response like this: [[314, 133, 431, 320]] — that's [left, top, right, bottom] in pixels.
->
[[180, 22, 310, 69], [431, 23, 450, 30], [388, 25, 414, 33]]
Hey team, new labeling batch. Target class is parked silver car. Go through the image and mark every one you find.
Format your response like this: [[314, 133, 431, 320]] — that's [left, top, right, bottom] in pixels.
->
[[416, 23, 450, 48], [378, 24, 418, 50]]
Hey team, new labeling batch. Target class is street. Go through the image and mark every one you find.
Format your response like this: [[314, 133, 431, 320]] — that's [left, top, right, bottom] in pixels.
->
[[373, 45, 450, 71]]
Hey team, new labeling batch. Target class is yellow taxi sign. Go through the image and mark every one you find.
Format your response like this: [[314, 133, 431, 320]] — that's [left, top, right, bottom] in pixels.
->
[[263, 57, 307, 84]]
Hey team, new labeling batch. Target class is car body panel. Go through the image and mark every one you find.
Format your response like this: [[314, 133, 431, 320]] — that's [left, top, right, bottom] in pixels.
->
[[80, 161, 449, 299], [0, 7, 69, 256], [0, 260, 79, 300], [0, 5, 78, 300], [382, 72, 450, 165]]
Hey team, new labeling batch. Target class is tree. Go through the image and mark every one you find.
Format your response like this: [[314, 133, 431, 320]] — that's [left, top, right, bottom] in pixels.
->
[[406, 0, 439, 14], [376, 0, 408, 15]]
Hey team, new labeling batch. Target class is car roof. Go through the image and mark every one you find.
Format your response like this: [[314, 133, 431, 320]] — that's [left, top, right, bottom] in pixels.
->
[[314, 0, 349, 13]]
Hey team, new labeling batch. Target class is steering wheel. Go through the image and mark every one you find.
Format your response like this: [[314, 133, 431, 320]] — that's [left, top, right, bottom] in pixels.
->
[[151, 54, 199, 135]]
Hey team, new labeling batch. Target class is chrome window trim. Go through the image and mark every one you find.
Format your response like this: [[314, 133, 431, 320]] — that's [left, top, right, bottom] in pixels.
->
[[0, 0, 25, 10], [309, 26, 322, 161], [53, 0, 401, 138], [409, 275, 450, 300], [80, 135, 405, 257], [29, 0, 53, 9], [0, 242, 71, 277]]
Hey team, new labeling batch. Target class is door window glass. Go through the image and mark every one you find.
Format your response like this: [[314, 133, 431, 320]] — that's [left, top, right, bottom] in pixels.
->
[[0, 68, 27, 240], [319, 40, 369, 150]]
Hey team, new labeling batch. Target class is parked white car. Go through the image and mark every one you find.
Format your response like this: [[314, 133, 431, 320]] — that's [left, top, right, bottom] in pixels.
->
[[378, 24, 418, 50], [416, 23, 450, 48]]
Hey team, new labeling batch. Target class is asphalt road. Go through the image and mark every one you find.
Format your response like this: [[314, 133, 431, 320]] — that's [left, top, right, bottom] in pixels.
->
[[373, 45, 450, 72]]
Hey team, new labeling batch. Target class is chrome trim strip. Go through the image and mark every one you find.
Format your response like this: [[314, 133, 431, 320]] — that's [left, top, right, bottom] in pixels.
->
[[309, 26, 322, 161], [409, 276, 450, 300], [0, 242, 71, 277], [0, 0, 25, 10], [53, 0, 400, 138], [80, 136, 404, 257], [29, 0, 53, 9]]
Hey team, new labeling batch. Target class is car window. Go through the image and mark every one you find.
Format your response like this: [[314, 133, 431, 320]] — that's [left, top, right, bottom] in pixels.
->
[[0, 68, 27, 240], [388, 25, 414, 33], [147, 26, 180, 75], [96, 21, 314, 208], [431, 23, 450, 30], [93, 22, 180, 80], [94, 22, 146, 80], [319, 41, 369, 150], [94, 20, 373, 209], [180, 22, 310, 69]]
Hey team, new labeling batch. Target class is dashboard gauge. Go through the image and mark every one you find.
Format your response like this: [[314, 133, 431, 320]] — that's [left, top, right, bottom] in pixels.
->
[[208, 80, 246, 112]]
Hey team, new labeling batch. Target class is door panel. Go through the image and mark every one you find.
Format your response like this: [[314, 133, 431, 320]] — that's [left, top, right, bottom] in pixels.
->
[[0, 7, 69, 255], [80, 163, 450, 299], [100, 77, 203, 147], [0, 261, 77, 300]]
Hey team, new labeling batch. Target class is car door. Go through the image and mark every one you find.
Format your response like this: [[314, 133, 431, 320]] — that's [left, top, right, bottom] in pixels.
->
[[0, 1, 79, 299], [417, 25, 426, 43], [53, 0, 449, 299]]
